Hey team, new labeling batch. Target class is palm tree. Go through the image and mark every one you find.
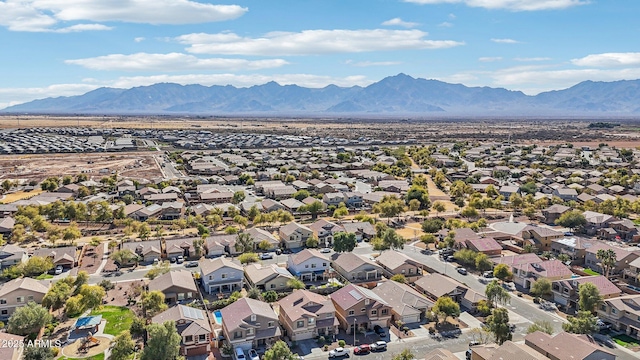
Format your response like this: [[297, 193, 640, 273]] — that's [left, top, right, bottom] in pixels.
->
[[235, 232, 254, 254], [596, 249, 617, 278]]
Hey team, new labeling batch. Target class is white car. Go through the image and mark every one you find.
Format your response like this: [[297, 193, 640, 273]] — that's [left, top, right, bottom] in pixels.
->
[[320, 248, 331, 253], [328, 347, 349, 358], [54, 265, 63, 275], [260, 252, 274, 260], [248, 349, 259, 360]]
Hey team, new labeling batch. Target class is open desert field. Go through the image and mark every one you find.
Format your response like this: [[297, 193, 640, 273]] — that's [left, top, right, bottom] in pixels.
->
[[0, 151, 162, 181]]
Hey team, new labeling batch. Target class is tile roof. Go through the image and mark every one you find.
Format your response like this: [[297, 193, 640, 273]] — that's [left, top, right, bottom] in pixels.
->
[[414, 273, 463, 298], [371, 281, 433, 317], [375, 251, 419, 271], [554, 275, 621, 297], [513, 259, 573, 278], [199, 257, 243, 276], [244, 263, 294, 284], [288, 249, 329, 266], [220, 297, 278, 333], [152, 304, 211, 337], [330, 283, 388, 310], [0, 277, 49, 297], [524, 331, 613, 360], [466, 237, 502, 252], [332, 252, 379, 273], [149, 269, 198, 293], [277, 289, 335, 322]]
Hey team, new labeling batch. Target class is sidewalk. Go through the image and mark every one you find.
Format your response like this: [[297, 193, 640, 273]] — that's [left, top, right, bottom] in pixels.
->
[[95, 242, 109, 274]]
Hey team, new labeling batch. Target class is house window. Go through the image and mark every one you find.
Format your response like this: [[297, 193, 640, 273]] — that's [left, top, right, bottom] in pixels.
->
[[305, 265, 309, 269], [311, 264, 317, 268], [371, 310, 377, 315], [361, 308, 366, 313], [326, 313, 332, 318], [178, 293, 185, 300], [381, 309, 388, 315], [308, 318, 315, 324], [365, 299, 370, 305], [0, 310, 6, 315], [601, 305, 606, 311], [401, 269, 405, 274], [247, 328, 253, 335], [187, 292, 193, 298], [348, 310, 354, 316], [0, 299, 5, 304], [222, 274, 227, 279], [16, 297, 24, 303], [199, 334, 206, 342], [251, 314, 256, 321], [611, 308, 617, 314], [297, 320, 305, 328], [408, 268, 414, 274], [268, 321, 274, 328], [271, 284, 276, 289], [209, 275, 213, 280], [27, 296, 34, 301], [323, 263, 327, 267], [185, 335, 193, 342], [234, 331, 243, 339]]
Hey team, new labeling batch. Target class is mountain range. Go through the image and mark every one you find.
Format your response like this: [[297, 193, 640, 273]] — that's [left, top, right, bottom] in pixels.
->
[[4, 74, 640, 116]]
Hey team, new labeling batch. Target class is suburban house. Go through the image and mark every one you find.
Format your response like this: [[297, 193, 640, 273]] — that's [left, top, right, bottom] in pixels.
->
[[121, 240, 162, 264], [330, 284, 392, 334], [585, 242, 640, 276], [520, 226, 564, 252], [279, 222, 314, 249], [200, 257, 244, 295], [551, 275, 621, 311], [372, 280, 433, 325], [148, 269, 198, 305], [151, 304, 212, 356], [0, 277, 50, 320], [524, 331, 615, 360], [32, 246, 77, 269], [423, 349, 458, 360], [623, 257, 640, 285], [286, 249, 331, 282], [465, 237, 503, 256], [244, 263, 295, 291], [550, 236, 595, 265], [470, 341, 547, 360], [331, 253, 384, 288], [0, 332, 24, 360], [246, 228, 280, 251], [552, 187, 578, 201], [608, 219, 640, 242], [165, 238, 197, 260], [375, 251, 423, 283], [541, 204, 571, 225], [0, 244, 28, 269], [204, 234, 234, 257], [277, 290, 339, 341], [598, 294, 640, 340], [340, 221, 376, 242], [220, 297, 281, 350], [414, 273, 486, 313], [582, 211, 616, 236], [512, 259, 573, 290], [308, 219, 343, 248], [0, 217, 15, 236]]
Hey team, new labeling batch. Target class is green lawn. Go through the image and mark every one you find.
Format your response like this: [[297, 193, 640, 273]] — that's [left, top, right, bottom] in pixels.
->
[[61, 354, 105, 360], [36, 273, 53, 280], [612, 334, 640, 348], [583, 268, 599, 276], [91, 306, 135, 336]]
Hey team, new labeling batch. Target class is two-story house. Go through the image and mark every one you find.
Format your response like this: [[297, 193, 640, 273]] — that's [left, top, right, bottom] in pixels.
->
[[340, 221, 376, 242], [246, 228, 280, 251], [583, 211, 617, 236], [0, 244, 28, 269], [623, 257, 640, 285], [204, 234, 234, 258], [0, 278, 50, 320], [413, 273, 486, 313], [165, 238, 197, 260], [372, 280, 433, 325], [520, 226, 564, 252], [585, 242, 640, 276], [550, 236, 595, 266], [524, 331, 615, 360], [322, 192, 345, 207], [221, 297, 281, 350], [331, 253, 384, 288], [551, 275, 621, 311], [151, 304, 212, 356], [287, 249, 330, 282], [598, 294, 640, 340], [277, 290, 339, 341], [149, 269, 198, 305], [512, 259, 573, 290], [244, 263, 294, 291], [343, 192, 364, 208], [308, 219, 342, 248], [279, 222, 314, 249], [330, 284, 392, 334], [375, 251, 423, 283], [541, 204, 571, 225], [609, 219, 640, 242], [200, 257, 244, 295]]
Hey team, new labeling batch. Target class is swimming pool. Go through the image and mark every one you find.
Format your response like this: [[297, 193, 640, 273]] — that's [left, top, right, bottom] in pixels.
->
[[214, 310, 223, 324]]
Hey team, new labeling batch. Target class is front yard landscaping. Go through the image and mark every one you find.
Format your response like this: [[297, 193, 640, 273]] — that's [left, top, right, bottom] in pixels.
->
[[612, 334, 640, 348]]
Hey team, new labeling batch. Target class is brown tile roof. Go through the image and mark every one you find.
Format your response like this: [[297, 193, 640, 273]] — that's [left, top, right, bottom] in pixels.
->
[[244, 263, 294, 285], [413, 273, 463, 298], [524, 331, 614, 360], [554, 275, 621, 297], [148, 269, 198, 293], [473, 341, 549, 360], [277, 289, 335, 322], [492, 253, 541, 266], [423, 348, 458, 360], [375, 251, 418, 271], [0, 277, 49, 298], [332, 252, 379, 273], [466, 237, 502, 253], [514, 259, 573, 278], [151, 304, 211, 337], [330, 284, 388, 310], [199, 257, 243, 276], [288, 249, 329, 266], [371, 281, 433, 317], [220, 297, 279, 333], [0, 332, 23, 360]]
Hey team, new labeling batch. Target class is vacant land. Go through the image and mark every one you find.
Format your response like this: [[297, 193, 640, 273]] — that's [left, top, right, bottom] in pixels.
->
[[0, 189, 45, 203]]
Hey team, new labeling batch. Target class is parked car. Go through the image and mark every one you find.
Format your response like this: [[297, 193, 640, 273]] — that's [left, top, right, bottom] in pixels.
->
[[370, 341, 387, 352], [177, 256, 184, 264], [328, 347, 349, 358], [248, 349, 259, 360], [54, 265, 63, 275], [170, 257, 177, 263], [260, 252, 274, 260], [468, 341, 480, 347], [185, 261, 199, 268], [235, 348, 246, 360], [466, 349, 472, 360], [275, 249, 282, 255], [457, 267, 468, 275], [373, 325, 386, 337], [320, 247, 332, 253], [446, 256, 455, 262], [353, 344, 370, 355], [483, 271, 494, 278]]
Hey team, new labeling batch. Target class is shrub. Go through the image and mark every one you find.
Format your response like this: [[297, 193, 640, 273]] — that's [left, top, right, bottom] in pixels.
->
[[428, 327, 435, 334], [317, 336, 325, 345], [99, 279, 115, 291], [323, 345, 329, 351], [338, 340, 346, 347]]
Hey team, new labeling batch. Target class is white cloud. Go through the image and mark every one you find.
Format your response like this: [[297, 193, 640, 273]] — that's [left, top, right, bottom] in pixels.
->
[[55, 24, 112, 33], [448, 13, 457, 19], [177, 29, 464, 56], [571, 52, 640, 67], [381, 17, 420, 28], [0, 0, 247, 32], [403, 0, 588, 11], [438, 22, 453, 27], [346, 60, 402, 67], [134, 37, 146, 43], [65, 53, 289, 71], [479, 56, 502, 62], [491, 38, 520, 44], [514, 57, 551, 62]]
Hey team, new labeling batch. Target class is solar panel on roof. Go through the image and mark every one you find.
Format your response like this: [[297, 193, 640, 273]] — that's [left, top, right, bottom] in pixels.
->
[[349, 289, 362, 300], [182, 305, 204, 320]]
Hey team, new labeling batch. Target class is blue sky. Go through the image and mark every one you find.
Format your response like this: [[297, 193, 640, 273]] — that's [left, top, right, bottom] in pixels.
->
[[1, 0, 640, 109]]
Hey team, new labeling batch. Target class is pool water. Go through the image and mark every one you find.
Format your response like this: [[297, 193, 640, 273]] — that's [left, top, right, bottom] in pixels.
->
[[214, 310, 223, 324]]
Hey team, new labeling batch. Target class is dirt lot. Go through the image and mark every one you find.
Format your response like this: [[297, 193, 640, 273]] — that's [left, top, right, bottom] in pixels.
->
[[0, 151, 162, 181]]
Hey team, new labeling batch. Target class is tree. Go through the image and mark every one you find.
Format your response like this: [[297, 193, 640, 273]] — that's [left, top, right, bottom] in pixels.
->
[[578, 282, 603, 313], [302, 200, 324, 219], [454, 249, 478, 267], [563, 311, 597, 334], [526, 320, 554, 335], [145, 261, 171, 280], [263, 340, 295, 360], [509, 193, 524, 211], [373, 195, 406, 223], [287, 278, 306, 290], [42, 281, 73, 312], [530, 278, 552, 298], [65, 295, 85, 317], [10, 224, 26, 243], [142, 290, 169, 317], [486, 308, 512, 345], [233, 215, 248, 229], [432, 296, 460, 324], [305, 235, 319, 248], [493, 264, 512, 282], [333, 204, 349, 219], [460, 206, 479, 220], [122, 194, 134, 205], [78, 284, 105, 310], [485, 280, 510, 308], [421, 218, 444, 233], [262, 290, 278, 303], [74, 270, 89, 289], [408, 198, 421, 211], [239, 253, 259, 264], [235, 232, 254, 253], [62, 222, 82, 243], [138, 222, 151, 240], [522, 243, 537, 254], [555, 210, 586, 232], [6, 302, 52, 336], [247, 286, 262, 299], [475, 253, 493, 272], [232, 190, 246, 204], [110, 249, 139, 267], [392, 349, 415, 360], [22, 256, 54, 277], [293, 190, 310, 201], [21, 346, 55, 360], [141, 321, 182, 360], [332, 232, 357, 253], [432, 201, 446, 216], [596, 249, 617, 278], [390, 274, 406, 283], [110, 331, 136, 360]]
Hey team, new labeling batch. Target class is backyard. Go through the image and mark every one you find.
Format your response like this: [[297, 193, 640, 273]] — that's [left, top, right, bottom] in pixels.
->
[[91, 306, 135, 336], [61, 354, 105, 360], [612, 334, 640, 348], [583, 268, 599, 276]]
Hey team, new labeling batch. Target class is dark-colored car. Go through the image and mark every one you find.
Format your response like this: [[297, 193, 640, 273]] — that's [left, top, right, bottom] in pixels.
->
[[373, 325, 386, 338], [353, 344, 370, 355], [184, 261, 199, 268]]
